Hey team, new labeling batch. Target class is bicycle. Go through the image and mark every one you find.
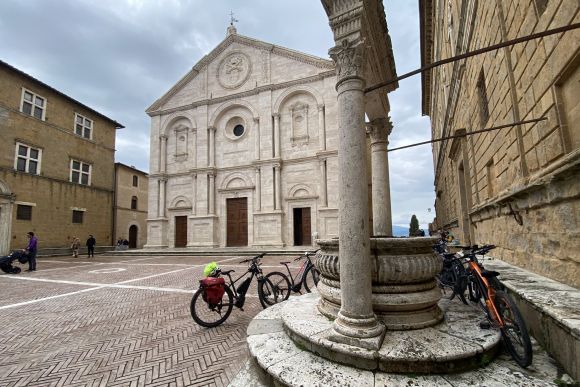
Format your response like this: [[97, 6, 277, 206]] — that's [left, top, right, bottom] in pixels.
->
[[461, 244, 533, 368], [435, 247, 470, 305], [190, 253, 291, 328], [276, 250, 320, 294]]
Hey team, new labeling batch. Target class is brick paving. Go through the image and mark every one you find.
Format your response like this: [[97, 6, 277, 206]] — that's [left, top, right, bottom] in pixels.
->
[[0, 254, 301, 387]]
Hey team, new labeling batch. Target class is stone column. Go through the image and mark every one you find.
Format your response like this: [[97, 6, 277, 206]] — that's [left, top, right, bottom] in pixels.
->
[[274, 163, 281, 211], [191, 173, 197, 215], [318, 104, 326, 151], [255, 167, 261, 212], [208, 172, 215, 215], [208, 126, 216, 167], [254, 117, 260, 160], [329, 38, 385, 344], [319, 159, 327, 207], [273, 113, 281, 158], [158, 178, 167, 218], [367, 117, 393, 237], [159, 135, 168, 173]]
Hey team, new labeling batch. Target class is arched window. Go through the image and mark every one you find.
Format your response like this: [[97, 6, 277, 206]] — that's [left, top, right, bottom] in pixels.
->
[[132, 175, 138, 187], [131, 196, 138, 210]]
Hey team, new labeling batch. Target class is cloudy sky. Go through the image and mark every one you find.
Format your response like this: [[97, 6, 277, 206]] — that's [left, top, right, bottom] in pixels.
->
[[0, 0, 435, 229]]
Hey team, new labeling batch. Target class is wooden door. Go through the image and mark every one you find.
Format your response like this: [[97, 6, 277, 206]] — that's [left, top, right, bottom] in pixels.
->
[[129, 225, 138, 248], [227, 198, 248, 247], [174, 216, 187, 248], [293, 207, 312, 246]]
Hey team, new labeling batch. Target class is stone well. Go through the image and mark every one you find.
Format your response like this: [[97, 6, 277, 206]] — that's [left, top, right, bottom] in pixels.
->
[[316, 236, 444, 330]]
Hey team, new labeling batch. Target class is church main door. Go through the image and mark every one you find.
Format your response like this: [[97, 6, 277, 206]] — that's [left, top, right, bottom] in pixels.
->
[[227, 198, 248, 247], [174, 216, 187, 248], [293, 207, 312, 246]]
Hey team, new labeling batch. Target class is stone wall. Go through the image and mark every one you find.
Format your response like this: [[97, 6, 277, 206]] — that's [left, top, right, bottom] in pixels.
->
[[423, 0, 579, 287], [114, 164, 148, 248]]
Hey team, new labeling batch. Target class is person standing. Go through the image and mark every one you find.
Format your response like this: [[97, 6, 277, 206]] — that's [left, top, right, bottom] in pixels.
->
[[86, 234, 96, 258], [71, 237, 81, 258], [25, 231, 38, 272]]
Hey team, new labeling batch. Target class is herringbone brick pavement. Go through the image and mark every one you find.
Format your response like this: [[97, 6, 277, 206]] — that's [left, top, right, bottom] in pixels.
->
[[0, 254, 299, 386]]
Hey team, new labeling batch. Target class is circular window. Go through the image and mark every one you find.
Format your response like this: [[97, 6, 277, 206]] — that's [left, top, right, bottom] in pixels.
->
[[233, 124, 245, 137]]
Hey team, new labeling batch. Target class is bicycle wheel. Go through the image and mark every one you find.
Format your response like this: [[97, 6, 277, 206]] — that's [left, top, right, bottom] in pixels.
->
[[190, 285, 234, 328], [494, 291, 533, 367], [259, 271, 291, 308], [302, 265, 320, 293]]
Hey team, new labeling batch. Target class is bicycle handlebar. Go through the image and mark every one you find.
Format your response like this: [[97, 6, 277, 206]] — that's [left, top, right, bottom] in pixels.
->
[[239, 252, 267, 264]]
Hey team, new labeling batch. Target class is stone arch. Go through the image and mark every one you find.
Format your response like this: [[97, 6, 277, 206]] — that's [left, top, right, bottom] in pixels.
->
[[288, 183, 314, 198], [160, 112, 196, 136], [220, 172, 253, 190], [273, 85, 325, 114], [209, 100, 259, 128], [169, 195, 192, 209]]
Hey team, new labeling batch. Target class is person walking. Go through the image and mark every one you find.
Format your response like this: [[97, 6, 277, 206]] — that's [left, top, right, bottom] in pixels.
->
[[24, 231, 38, 272], [86, 234, 96, 258], [71, 237, 81, 258]]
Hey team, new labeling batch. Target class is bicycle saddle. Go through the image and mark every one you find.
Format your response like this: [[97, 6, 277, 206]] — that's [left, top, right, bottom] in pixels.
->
[[221, 269, 235, 275], [280, 261, 291, 265], [481, 270, 500, 278], [442, 252, 456, 259]]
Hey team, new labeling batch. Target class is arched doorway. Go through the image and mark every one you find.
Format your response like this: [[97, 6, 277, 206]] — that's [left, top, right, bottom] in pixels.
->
[[0, 179, 14, 255], [129, 225, 138, 249]]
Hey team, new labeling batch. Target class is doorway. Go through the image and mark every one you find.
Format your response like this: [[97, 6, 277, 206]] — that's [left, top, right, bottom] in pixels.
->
[[293, 207, 312, 246], [227, 197, 248, 247], [129, 225, 138, 249], [174, 216, 187, 248]]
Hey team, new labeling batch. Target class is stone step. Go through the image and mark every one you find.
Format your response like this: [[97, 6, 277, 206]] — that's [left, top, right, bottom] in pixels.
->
[[483, 257, 580, 380], [230, 294, 565, 387], [111, 248, 313, 256]]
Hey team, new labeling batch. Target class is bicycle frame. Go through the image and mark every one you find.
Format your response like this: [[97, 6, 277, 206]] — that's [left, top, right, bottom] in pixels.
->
[[281, 251, 317, 292], [465, 256, 504, 328], [220, 257, 265, 306]]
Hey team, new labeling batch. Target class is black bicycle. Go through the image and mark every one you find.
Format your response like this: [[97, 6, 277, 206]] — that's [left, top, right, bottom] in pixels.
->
[[277, 250, 320, 293], [190, 253, 291, 328]]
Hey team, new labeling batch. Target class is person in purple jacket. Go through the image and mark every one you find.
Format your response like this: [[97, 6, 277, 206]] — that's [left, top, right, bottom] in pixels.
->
[[24, 231, 38, 272]]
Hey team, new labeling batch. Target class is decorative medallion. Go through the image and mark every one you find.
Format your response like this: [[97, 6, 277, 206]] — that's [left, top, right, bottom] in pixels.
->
[[217, 51, 252, 89]]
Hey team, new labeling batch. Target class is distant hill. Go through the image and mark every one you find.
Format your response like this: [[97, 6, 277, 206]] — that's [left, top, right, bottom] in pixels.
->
[[392, 225, 408, 237]]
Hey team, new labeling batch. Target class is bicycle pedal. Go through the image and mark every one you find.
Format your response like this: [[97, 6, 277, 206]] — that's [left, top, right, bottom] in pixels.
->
[[479, 321, 491, 330]]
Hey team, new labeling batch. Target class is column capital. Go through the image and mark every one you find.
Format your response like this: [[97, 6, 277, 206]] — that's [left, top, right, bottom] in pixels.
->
[[207, 171, 216, 178], [255, 166, 261, 173], [158, 177, 168, 183], [191, 172, 197, 178], [190, 127, 197, 133], [272, 113, 280, 119], [253, 116, 260, 123], [273, 162, 281, 170], [159, 134, 168, 140], [208, 126, 217, 132], [366, 117, 392, 143], [329, 38, 366, 84], [317, 104, 325, 112]]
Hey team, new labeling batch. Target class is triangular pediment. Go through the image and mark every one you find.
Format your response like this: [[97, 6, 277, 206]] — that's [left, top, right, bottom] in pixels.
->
[[147, 33, 334, 115]]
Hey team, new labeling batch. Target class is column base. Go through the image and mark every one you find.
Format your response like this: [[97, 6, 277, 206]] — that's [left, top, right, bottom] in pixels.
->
[[329, 310, 385, 350]]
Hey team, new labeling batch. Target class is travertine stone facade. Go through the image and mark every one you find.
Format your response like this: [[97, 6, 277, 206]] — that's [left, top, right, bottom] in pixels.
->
[[146, 27, 394, 249], [114, 163, 148, 248], [0, 60, 122, 254], [420, 0, 579, 287]]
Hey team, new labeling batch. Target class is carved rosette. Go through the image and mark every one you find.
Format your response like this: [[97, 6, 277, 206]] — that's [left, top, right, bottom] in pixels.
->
[[315, 237, 444, 330], [328, 38, 366, 84]]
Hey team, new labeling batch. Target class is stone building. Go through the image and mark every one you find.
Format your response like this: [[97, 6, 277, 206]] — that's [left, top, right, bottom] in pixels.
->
[[114, 163, 148, 249], [420, 0, 579, 287], [145, 25, 395, 249], [0, 60, 123, 254]]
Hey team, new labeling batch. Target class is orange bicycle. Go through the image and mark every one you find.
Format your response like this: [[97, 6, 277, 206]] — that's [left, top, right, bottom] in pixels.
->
[[461, 244, 532, 368]]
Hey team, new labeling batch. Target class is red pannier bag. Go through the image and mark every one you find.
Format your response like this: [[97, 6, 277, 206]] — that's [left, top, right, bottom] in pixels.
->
[[200, 277, 226, 305]]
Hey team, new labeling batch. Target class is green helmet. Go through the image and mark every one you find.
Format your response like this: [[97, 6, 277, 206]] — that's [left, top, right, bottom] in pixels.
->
[[203, 261, 220, 277]]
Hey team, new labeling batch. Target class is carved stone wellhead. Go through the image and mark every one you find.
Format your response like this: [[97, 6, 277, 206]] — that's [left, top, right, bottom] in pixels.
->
[[315, 236, 444, 330]]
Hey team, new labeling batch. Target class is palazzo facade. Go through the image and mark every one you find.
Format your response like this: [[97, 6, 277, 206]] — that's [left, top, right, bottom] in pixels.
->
[[146, 26, 393, 249]]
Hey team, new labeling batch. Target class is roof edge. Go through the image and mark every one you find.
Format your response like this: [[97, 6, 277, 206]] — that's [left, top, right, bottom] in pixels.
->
[[0, 59, 124, 128]]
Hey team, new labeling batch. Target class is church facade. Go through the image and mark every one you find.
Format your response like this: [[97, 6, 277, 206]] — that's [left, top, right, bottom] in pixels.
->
[[146, 27, 348, 249]]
